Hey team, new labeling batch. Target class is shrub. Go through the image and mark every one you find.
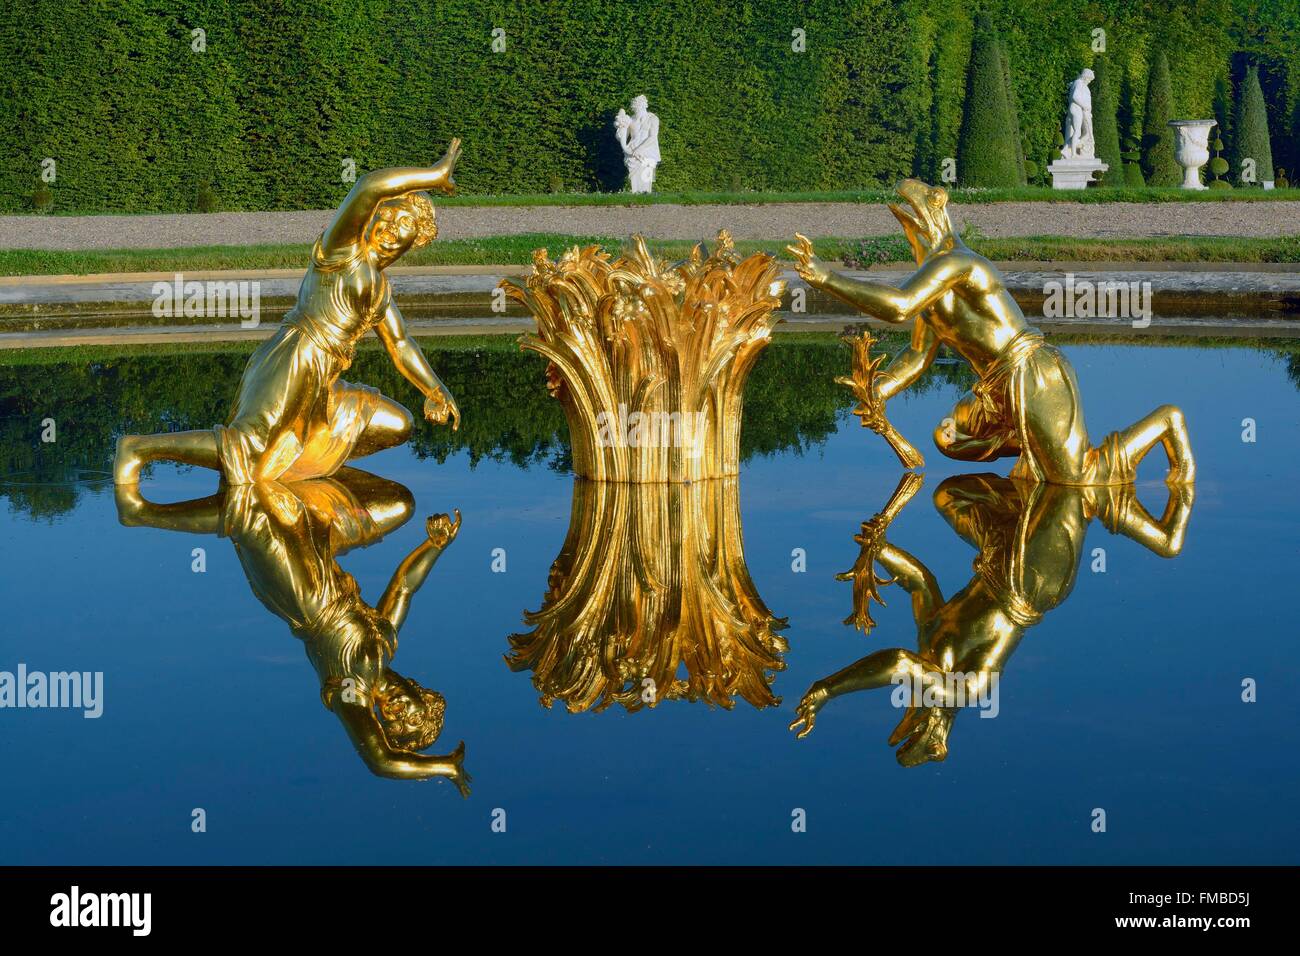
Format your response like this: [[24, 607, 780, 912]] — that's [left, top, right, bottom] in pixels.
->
[[1233, 66, 1275, 185], [956, 15, 1023, 187], [1209, 133, 1231, 187], [1118, 68, 1146, 187], [1141, 52, 1182, 186], [843, 236, 911, 267], [1091, 57, 1124, 186], [997, 35, 1028, 186]]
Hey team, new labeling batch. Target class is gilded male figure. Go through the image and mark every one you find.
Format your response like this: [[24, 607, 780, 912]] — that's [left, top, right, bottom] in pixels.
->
[[115, 142, 464, 485]]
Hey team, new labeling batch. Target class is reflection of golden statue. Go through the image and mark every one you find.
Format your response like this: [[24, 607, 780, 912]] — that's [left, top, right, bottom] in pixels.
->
[[790, 472, 1193, 765], [114, 142, 465, 486], [788, 180, 1195, 486], [508, 478, 787, 712], [115, 468, 470, 791], [502, 231, 785, 483]]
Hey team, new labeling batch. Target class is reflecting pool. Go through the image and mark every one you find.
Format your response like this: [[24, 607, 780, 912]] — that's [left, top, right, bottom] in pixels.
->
[[1, 333, 1297, 864]]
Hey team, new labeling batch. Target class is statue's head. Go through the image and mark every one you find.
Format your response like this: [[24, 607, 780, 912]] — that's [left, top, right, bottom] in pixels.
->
[[1081, 68, 1095, 83], [632, 95, 648, 113], [374, 669, 447, 752], [367, 192, 438, 266], [888, 179, 955, 263]]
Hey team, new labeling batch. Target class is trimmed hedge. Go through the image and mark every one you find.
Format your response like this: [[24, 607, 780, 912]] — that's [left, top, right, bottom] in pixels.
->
[[957, 15, 1023, 187], [1233, 65, 1275, 184], [0, 0, 1296, 212], [1092, 56, 1125, 187], [1141, 52, 1182, 186]]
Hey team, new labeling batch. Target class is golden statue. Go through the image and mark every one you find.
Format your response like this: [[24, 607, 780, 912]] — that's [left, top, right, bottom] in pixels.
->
[[114, 141, 465, 486], [115, 468, 470, 791], [789, 472, 1194, 765], [502, 231, 785, 483], [507, 477, 787, 712], [788, 180, 1195, 486]]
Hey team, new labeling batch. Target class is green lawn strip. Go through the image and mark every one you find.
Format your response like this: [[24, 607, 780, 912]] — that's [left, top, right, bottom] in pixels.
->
[[5, 233, 1300, 278], [21, 186, 1300, 215], [0, 235, 845, 276]]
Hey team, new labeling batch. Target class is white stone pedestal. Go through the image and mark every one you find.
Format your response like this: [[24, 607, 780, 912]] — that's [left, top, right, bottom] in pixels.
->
[[1049, 158, 1108, 189]]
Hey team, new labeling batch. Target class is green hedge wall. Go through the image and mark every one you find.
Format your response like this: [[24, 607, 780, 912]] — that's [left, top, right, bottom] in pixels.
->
[[1, 0, 1297, 213]]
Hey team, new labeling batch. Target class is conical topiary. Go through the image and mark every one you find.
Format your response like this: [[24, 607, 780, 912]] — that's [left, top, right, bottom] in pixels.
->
[[1119, 68, 1146, 186], [998, 35, 1029, 185], [1092, 56, 1124, 186], [956, 14, 1023, 187], [1290, 97, 1300, 186], [1141, 51, 1181, 186], [1232, 66, 1275, 185]]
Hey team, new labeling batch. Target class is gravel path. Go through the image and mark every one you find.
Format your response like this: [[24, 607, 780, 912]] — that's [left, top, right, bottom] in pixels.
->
[[2, 201, 1298, 251]]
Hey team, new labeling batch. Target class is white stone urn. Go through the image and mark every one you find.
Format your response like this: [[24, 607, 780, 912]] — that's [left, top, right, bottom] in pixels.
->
[[1168, 120, 1217, 190]]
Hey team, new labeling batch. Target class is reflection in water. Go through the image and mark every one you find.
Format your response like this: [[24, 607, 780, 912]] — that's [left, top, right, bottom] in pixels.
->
[[115, 468, 470, 791], [508, 478, 788, 712], [791, 472, 1194, 766]]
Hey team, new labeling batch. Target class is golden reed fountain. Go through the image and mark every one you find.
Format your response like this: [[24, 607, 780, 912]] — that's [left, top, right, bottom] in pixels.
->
[[507, 479, 788, 712], [502, 232, 788, 711], [502, 231, 785, 483]]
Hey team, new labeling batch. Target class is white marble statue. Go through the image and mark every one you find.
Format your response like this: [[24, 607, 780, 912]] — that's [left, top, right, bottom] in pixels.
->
[[1060, 69, 1096, 160], [1050, 68, 1106, 188], [615, 95, 660, 193]]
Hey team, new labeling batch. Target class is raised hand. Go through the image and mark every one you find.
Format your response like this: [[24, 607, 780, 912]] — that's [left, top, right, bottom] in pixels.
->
[[425, 510, 461, 549], [785, 232, 832, 288], [788, 683, 830, 739]]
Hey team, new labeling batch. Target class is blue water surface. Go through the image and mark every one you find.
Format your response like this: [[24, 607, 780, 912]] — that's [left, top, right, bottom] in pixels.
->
[[1, 340, 1296, 864]]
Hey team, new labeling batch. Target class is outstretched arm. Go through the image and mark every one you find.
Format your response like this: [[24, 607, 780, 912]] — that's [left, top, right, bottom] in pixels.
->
[[787, 233, 963, 324], [377, 302, 460, 430], [320, 139, 461, 256], [789, 648, 931, 738], [377, 512, 460, 631], [335, 702, 470, 792]]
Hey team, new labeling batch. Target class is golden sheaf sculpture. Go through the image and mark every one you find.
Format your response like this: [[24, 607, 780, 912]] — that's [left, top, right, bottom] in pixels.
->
[[115, 468, 470, 792], [114, 142, 464, 486], [789, 179, 1195, 486], [789, 472, 1194, 766], [501, 231, 785, 483], [507, 478, 788, 712]]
